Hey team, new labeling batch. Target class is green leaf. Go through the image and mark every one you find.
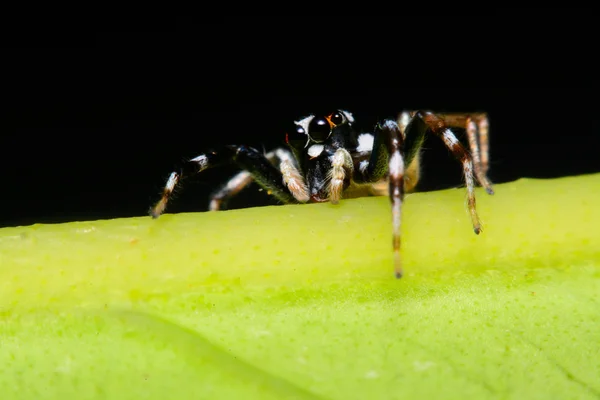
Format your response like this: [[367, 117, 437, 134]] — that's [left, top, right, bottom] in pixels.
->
[[1, 173, 599, 399]]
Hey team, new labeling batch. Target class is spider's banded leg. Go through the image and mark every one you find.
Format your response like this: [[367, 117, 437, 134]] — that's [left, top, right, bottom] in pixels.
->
[[408, 111, 484, 234], [227, 146, 301, 207], [150, 150, 227, 218], [207, 148, 308, 210], [475, 116, 490, 176], [276, 148, 310, 203], [384, 121, 406, 279], [397, 111, 421, 192], [435, 113, 493, 194], [329, 148, 354, 204], [150, 145, 299, 218], [354, 120, 406, 278], [208, 170, 253, 211]]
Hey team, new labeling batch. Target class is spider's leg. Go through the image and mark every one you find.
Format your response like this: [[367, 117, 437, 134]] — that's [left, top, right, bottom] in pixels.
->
[[407, 111, 486, 234], [399, 110, 425, 192], [353, 120, 406, 278], [352, 111, 422, 192], [475, 115, 490, 176], [227, 146, 303, 206], [328, 148, 354, 204], [276, 148, 310, 203], [150, 145, 299, 218], [208, 147, 309, 210], [208, 170, 253, 211], [431, 112, 493, 194], [150, 151, 217, 218]]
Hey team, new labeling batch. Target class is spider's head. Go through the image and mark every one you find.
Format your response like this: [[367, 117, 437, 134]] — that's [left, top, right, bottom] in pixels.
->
[[285, 110, 356, 202], [285, 110, 354, 149]]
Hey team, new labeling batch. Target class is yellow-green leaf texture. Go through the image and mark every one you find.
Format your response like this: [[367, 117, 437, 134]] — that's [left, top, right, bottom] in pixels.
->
[[1, 173, 599, 399]]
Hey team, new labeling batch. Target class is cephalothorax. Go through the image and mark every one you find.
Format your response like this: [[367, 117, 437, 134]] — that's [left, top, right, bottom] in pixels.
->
[[150, 110, 494, 278]]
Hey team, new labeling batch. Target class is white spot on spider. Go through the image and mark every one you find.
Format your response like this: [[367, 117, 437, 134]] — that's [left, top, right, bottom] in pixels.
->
[[340, 109, 354, 123], [294, 115, 314, 137], [359, 160, 369, 174], [275, 148, 294, 162], [356, 133, 374, 153], [330, 150, 346, 166], [209, 199, 219, 211], [442, 129, 459, 147], [307, 144, 324, 158], [189, 154, 208, 170], [294, 115, 314, 148], [389, 151, 404, 179], [399, 111, 411, 132], [392, 197, 401, 236], [227, 171, 250, 189], [165, 172, 178, 191]]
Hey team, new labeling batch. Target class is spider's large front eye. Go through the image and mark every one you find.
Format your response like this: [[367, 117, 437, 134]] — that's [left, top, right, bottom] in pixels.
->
[[308, 117, 331, 142], [285, 124, 306, 146]]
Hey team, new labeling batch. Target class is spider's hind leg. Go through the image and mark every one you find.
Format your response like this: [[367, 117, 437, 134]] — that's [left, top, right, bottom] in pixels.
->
[[404, 111, 491, 234], [427, 112, 494, 195]]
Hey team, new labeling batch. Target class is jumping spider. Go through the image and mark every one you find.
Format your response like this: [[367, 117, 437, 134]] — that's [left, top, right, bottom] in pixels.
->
[[150, 110, 494, 278]]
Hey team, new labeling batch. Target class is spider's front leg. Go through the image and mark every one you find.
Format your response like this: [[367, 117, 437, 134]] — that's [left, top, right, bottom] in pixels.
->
[[354, 120, 406, 278], [208, 148, 309, 211], [150, 145, 306, 218]]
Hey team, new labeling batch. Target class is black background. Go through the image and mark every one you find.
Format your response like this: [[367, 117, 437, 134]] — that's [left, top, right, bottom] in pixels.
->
[[2, 13, 599, 228]]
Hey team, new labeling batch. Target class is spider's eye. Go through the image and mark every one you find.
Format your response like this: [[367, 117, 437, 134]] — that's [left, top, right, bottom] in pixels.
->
[[308, 117, 331, 142], [285, 124, 306, 145], [329, 112, 344, 126]]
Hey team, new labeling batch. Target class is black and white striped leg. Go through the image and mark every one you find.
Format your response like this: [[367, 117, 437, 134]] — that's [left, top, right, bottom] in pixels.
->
[[405, 111, 486, 234], [383, 121, 406, 279], [150, 145, 300, 218], [150, 151, 217, 218], [208, 148, 309, 211], [429, 112, 494, 195], [208, 170, 253, 211], [354, 120, 406, 278]]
